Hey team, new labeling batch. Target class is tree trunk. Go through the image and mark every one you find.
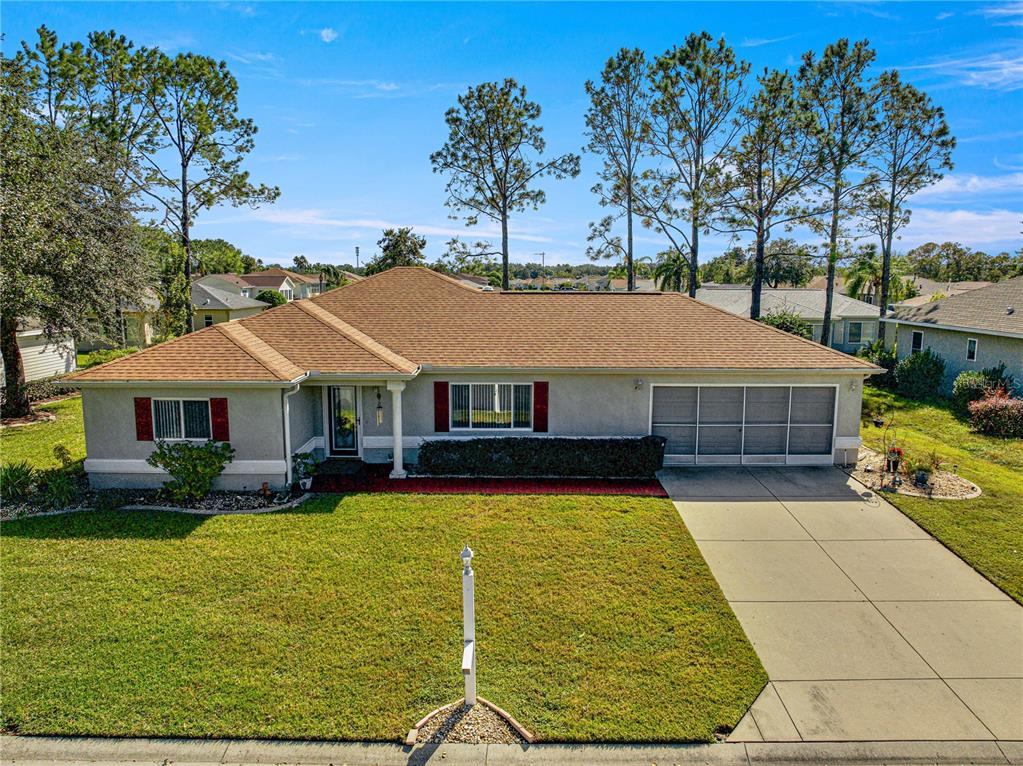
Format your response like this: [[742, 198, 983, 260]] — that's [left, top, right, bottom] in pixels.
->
[[751, 223, 766, 320], [626, 186, 635, 292], [500, 208, 509, 291], [820, 183, 841, 347], [877, 181, 897, 343], [1, 315, 30, 419], [688, 218, 699, 298], [180, 157, 193, 335]]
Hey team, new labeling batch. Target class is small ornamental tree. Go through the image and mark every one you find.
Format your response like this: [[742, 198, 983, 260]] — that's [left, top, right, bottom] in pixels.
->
[[147, 440, 235, 501], [759, 309, 813, 340], [256, 289, 287, 307]]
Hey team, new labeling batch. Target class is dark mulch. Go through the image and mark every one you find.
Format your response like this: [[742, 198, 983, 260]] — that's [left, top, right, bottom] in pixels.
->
[[312, 462, 667, 497]]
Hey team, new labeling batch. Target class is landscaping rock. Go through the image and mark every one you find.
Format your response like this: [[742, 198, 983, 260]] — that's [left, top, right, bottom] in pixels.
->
[[845, 448, 981, 500], [416, 702, 525, 745]]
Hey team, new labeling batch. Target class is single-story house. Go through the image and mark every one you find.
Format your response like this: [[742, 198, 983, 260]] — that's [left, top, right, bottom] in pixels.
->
[[883, 277, 1023, 393], [893, 277, 993, 308], [695, 286, 880, 355], [1, 322, 76, 384], [68, 267, 880, 490], [78, 289, 162, 352], [190, 283, 270, 331]]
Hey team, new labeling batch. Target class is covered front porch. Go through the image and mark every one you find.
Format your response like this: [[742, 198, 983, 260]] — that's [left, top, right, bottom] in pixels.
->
[[288, 379, 410, 481]]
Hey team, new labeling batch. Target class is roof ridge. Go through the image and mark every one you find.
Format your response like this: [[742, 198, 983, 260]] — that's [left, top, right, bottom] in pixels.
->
[[291, 299, 418, 374], [215, 322, 305, 381], [686, 294, 879, 370]]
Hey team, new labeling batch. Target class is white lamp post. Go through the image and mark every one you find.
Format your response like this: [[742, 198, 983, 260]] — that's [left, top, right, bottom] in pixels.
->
[[460, 544, 477, 706]]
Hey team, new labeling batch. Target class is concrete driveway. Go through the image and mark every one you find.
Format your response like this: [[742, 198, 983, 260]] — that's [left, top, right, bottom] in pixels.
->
[[659, 466, 1022, 743]]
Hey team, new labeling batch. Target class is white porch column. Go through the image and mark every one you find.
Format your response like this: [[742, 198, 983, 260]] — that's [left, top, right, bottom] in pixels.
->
[[387, 380, 407, 479]]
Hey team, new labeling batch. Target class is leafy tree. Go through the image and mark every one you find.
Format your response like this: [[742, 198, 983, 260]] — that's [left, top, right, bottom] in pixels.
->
[[1, 51, 152, 416], [364, 227, 427, 275], [240, 253, 264, 273], [584, 48, 651, 291], [642, 32, 749, 297], [798, 38, 881, 345], [192, 238, 245, 275], [721, 69, 823, 317], [652, 249, 692, 293], [761, 239, 817, 287], [759, 309, 813, 340], [430, 78, 580, 289], [844, 245, 884, 303], [904, 241, 1020, 282], [292, 254, 312, 272], [861, 71, 954, 339], [142, 225, 191, 340], [700, 247, 750, 284], [255, 289, 286, 307]]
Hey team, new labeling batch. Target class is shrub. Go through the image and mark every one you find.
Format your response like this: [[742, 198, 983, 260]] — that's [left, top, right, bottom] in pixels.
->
[[0, 462, 36, 503], [417, 436, 667, 478], [0, 375, 74, 409], [968, 389, 1023, 438], [38, 469, 76, 509], [856, 339, 897, 389], [894, 348, 945, 400], [759, 309, 813, 340], [982, 362, 1016, 394], [256, 289, 287, 307], [78, 346, 140, 370], [952, 371, 991, 412], [146, 440, 236, 502]]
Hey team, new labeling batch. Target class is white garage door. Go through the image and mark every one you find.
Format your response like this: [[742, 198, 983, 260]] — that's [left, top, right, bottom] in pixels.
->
[[650, 385, 836, 465]]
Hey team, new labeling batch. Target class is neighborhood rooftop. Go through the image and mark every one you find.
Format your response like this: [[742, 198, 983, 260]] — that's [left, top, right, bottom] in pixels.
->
[[886, 276, 1023, 337], [70, 267, 878, 383], [696, 286, 880, 320]]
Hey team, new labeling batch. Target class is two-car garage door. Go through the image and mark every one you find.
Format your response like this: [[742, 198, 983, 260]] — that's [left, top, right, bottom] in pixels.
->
[[650, 385, 837, 465]]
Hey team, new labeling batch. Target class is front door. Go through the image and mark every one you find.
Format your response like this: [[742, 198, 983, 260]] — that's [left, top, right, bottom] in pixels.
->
[[329, 385, 359, 455]]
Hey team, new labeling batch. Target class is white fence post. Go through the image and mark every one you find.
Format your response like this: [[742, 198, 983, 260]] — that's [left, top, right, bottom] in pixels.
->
[[460, 545, 476, 706]]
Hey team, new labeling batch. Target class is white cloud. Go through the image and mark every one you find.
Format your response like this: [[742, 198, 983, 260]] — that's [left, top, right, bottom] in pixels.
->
[[319, 27, 339, 43], [936, 11, 955, 20], [911, 173, 1023, 198], [900, 51, 1023, 91], [899, 208, 1023, 247], [740, 34, 797, 48], [975, 1, 1023, 26]]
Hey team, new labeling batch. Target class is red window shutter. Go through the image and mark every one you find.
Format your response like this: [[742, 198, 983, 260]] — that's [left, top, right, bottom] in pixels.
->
[[434, 381, 450, 432], [210, 398, 230, 441], [134, 397, 153, 441], [533, 381, 549, 433]]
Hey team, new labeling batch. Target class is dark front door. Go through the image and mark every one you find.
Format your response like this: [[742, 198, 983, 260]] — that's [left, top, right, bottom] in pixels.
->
[[329, 385, 359, 455]]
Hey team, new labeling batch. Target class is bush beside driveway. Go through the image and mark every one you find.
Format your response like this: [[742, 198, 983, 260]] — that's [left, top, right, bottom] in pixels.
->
[[1, 493, 765, 742]]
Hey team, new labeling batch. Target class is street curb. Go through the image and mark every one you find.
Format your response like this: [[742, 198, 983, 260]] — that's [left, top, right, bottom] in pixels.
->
[[2, 735, 1019, 765]]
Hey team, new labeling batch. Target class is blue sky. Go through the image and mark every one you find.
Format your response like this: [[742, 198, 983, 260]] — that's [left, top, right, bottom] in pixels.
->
[[4, 1, 1022, 267]]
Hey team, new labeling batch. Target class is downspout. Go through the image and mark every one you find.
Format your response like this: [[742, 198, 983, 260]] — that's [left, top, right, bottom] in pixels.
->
[[282, 382, 302, 487]]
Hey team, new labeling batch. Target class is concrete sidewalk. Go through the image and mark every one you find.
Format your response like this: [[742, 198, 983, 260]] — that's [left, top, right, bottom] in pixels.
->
[[2, 735, 1021, 765], [660, 466, 1023, 745]]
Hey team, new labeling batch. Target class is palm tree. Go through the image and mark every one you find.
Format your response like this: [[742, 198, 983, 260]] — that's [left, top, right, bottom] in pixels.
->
[[844, 246, 884, 304], [653, 249, 691, 293]]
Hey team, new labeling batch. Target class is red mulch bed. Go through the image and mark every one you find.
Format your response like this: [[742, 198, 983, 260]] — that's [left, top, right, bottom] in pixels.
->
[[311, 474, 667, 497]]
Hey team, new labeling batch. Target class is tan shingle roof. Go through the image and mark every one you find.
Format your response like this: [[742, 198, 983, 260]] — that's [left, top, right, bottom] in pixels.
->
[[71, 267, 876, 383], [887, 277, 1023, 336]]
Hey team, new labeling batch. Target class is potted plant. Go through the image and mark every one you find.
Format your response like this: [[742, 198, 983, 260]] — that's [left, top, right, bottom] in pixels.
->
[[885, 446, 903, 473], [292, 452, 319, 491]]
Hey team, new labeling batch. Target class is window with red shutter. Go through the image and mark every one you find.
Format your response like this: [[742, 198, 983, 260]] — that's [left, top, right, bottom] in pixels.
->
[[134, 397, 154, 441], [533, 381, 549, 432], [434, 381, 450, 432], [210, 398, 230, 441]]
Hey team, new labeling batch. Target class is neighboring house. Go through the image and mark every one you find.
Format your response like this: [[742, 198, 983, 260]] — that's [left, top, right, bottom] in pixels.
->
[[695, 287, 880, 355], [199, 268, 357, 301], [600, 278, 659, 292], [894, 277, 992, 308], [190, 283, 269, 331], [1, 322, 76, 384], [78, 289, 162, 352], [69, 267, 879, 491], [884, 277, 1023, 393]]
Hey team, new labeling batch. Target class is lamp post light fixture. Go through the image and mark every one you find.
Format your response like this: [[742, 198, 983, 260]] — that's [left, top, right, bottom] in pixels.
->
[[375, 387, 384, 426]]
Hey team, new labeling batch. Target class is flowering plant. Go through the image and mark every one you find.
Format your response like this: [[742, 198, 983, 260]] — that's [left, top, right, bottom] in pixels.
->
[[886, 446, 904, 458]]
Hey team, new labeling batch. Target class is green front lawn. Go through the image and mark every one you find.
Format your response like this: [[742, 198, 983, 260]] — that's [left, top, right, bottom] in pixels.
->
[[1, 493, 765, 742], [1, 397, 85, 470], [862, 386, 1023, 603]]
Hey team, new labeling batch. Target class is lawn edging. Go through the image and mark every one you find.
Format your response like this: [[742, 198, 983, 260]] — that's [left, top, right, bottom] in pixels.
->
[[2, 493, 313, 522]]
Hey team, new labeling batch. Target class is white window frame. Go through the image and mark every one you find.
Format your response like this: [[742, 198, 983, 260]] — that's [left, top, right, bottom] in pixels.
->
[[966, 337, 978, 362], [152, 398, 212, 442], [203, 314, 214, 328], [847, 321, 864, 344], [450, 382, 534, 431], [648, 383, 838, 466], [281, 288, 293, 301], [911, 330, 924, 354]]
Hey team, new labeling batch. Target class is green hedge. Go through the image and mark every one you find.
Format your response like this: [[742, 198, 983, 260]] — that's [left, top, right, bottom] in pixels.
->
[[416, 436, 667, 478], [0, 374, 74, 408]]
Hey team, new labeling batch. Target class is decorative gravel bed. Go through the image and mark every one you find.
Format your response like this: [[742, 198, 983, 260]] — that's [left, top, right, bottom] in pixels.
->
[[845, 447, 981, 500], [415, 701, 526, 745]]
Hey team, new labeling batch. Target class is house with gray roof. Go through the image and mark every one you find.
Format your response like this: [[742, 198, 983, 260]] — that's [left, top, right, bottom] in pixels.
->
[[190, 282, 270, 332], [695, 286, 880, 355], [883, 276, 1023, 393]]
